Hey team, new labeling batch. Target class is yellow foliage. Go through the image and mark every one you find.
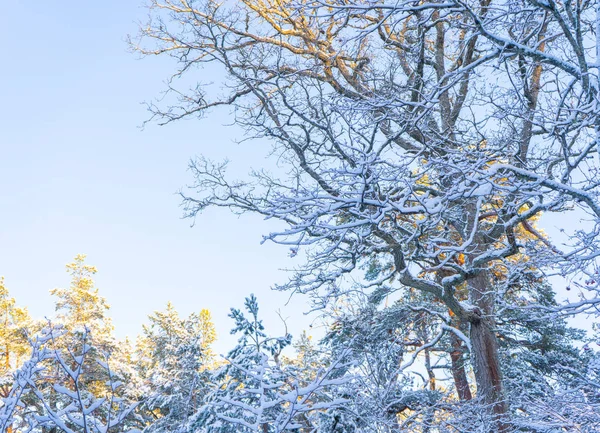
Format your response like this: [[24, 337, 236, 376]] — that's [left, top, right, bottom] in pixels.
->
[[50, 254, 113, 337], [0, 277, 33, 396]]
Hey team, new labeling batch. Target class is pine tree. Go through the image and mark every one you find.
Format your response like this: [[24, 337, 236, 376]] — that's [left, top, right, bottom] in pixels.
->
[[50, 254, 114, 349], [136, 302, 216, 433], [195, 295, 350, 433], [193, 295, 293, 432], [0, 277, 33, 399], [46, 255, 121, 407], [0, 326, 139, 433]]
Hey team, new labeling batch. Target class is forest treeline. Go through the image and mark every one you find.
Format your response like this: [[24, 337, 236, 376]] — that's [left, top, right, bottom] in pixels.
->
[[0, 254, 598, 432], [0, 255, 325, 432]]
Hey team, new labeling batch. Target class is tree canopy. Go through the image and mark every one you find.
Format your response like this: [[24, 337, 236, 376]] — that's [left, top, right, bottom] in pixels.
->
[[130, 0, 600, 430]]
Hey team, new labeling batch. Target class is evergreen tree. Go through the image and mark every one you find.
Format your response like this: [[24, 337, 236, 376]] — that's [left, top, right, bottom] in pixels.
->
[[50, 254, 114, 349], [192, 295, 291, 432], [137, 302, 216, 433], [0, 277, 33, 400], [44, 255, 124, 417], [0, 326, 139, 433], [195, 295, 350, 433]]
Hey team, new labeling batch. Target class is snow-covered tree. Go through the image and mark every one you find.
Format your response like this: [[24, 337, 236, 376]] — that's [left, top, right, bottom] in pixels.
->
[[193, 295, 293, 432], [136, 303, 216, 433], [0, 277, 33, 401], [133, 0, 600, 429], [47, 255, 125, 401], [50, 255, 114, 349], [194, 295, 351, 433], [0, 326, 139, 433]]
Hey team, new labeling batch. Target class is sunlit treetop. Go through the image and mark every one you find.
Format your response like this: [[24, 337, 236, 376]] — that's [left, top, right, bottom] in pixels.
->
[[50, 254, 113, 342], [0, 277, 32, 389]]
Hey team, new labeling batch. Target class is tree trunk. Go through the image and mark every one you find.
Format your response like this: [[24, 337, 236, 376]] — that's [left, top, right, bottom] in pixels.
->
[[468, 271, 508, 432], [449, 324, 472, 401]]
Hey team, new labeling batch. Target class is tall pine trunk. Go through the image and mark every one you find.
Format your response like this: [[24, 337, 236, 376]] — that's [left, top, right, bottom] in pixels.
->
[[449, 323, 472, 401], [468, 271, 508, 432]]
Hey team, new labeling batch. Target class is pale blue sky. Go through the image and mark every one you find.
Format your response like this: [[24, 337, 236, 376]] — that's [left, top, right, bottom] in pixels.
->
[[0, 2, 314, 352]]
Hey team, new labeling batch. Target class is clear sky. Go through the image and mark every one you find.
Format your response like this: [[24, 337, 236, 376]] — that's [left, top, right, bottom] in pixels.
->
[[0, 2, 315, 353]]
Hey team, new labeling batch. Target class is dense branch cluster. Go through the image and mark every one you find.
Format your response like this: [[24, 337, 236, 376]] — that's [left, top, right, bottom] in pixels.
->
[[129, 0, 600, 430]]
